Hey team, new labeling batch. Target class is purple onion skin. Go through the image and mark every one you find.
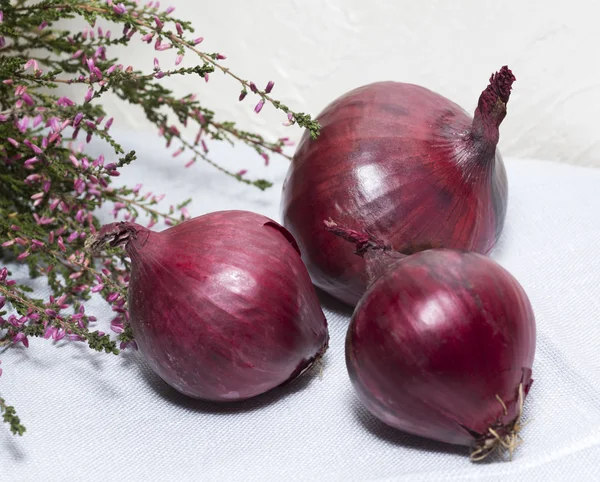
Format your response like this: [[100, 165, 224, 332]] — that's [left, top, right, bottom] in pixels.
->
[[282, 68, 514, 306], [346, 249, 535, 447], [105, 211, 328, 402]]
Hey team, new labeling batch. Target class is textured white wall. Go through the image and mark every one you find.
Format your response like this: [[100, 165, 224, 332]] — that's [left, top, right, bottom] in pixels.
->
[[102, 0, 600, 166]]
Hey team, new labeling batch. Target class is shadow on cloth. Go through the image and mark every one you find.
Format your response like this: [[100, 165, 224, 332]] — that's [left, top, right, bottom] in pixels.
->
[[349, 390, 509, 463]]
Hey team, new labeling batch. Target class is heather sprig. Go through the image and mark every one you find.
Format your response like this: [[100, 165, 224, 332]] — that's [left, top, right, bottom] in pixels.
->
[[0, 0, 320, 435]]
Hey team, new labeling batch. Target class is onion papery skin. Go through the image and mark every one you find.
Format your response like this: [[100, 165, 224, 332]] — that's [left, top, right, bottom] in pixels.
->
[[346, 249, 535, 449], [101, 211, 329, 402], [282, 68, 514, 306]]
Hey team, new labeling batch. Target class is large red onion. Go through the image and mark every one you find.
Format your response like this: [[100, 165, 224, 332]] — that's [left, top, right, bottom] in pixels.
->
[[327, 222, 536, 459], [282, 67, 515, 306], [94, 211, 329, 402]]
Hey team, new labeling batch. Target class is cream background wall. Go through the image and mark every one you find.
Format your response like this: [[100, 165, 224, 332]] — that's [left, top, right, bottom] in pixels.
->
[[98, 0, 600, 166]]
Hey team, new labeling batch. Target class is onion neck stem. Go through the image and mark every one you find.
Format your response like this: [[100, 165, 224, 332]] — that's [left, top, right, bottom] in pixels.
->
[[470, 66, 516, 152]]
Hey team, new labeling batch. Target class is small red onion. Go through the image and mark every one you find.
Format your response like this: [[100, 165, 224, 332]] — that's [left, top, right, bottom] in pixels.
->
[[282, 67, 515, 306], [93, 211, 329, 401], [327, 221, 536, 459]]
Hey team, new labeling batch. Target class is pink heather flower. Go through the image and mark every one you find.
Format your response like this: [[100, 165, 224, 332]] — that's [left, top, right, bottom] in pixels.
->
[[166, 5, 175, 14], [25, 174, 41, 183], [24, 139, 42, 154], [193, 37, 204, 45], [24, 59, 39, 71], [90, 29, 95, 40], [254, 99, 265, 114], [17, 251, 30, 261], [2, 240, 14, 247], [95, 46, 106, 60], [0, 114, 8, 122], [265, 80, 275, 93], [155, 41, 172, 51], [126, 28, 136, 39], [113, 3, 127, 15], [110, 319, 124, 333], [15, 99, 24, 109], [105, 31, 112, 40], [104, 117, 114, 131], [0, 297, 5, 310], [153, 15, 163, 29], [184, 158, 195, 168], [141, 32, 154, 43], [43, 326, 54, 339], [153, 57, 160, 71], [237, 169, 248, 177], [216, 53, 226, 60], [67, 232, 79, 243], [42, 180, 51, 193], [73, 112, 84, 128], [13, 332, 29, 348], [48, 231, 55, 243], [201, 140, 208, 153], [57, 96, 75, 107], [239, 90, 247, 101], [31, 239, 44, 248], [282, 113, 295, 126], [24, 157, 39, 169], [172, 148, 183, 158], [22, 93, 35, 106], [85, 87, 94, 103], [31, 192, 44, 200], [106, 292, 119, 302], [69, 155, 80, 168], [57, 237, 66, 252], [175, 54, 183, 66], [39, 21, 48, 31], [72, 50, 83, 59], [106, 64, 119, 75], [176, 22, 183, 35], [261, 153, 270, 166], [98, 26, 104, 37], [249, 82, 258, 93], [7, 137, 19, 147], [91, 284, 105, 293]]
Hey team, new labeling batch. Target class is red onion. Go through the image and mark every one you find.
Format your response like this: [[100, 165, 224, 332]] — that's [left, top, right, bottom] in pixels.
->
[[93, 211, 329, 402], [326, 221, 536, 460], [282, 67, 515, 306]]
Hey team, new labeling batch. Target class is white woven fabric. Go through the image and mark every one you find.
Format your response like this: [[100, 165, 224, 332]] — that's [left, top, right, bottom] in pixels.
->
[[2, 134, 600, 481]]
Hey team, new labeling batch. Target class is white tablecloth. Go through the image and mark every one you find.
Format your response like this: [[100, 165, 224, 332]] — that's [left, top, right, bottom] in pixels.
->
[[2, 133, 600, 481]]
